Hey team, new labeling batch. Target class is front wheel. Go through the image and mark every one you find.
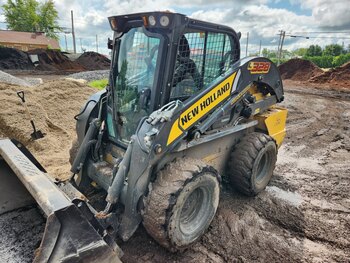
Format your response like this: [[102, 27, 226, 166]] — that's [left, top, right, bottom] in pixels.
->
[[142, 158, 220, 250]]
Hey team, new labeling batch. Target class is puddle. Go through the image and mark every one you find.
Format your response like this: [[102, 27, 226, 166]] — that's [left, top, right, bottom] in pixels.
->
[[267, 186, 304, 207]]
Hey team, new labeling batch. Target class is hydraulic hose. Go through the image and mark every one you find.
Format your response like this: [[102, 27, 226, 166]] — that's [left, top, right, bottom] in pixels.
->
[[70, 118, 100, 174], [105, 137, 134, 205]]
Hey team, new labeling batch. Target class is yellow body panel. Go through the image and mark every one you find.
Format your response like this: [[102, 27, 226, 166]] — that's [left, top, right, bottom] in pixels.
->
[[254, 106, 288, 148], [167, 72, 237, 145]]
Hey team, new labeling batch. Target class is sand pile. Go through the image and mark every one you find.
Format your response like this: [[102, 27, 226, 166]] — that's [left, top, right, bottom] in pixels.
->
[[310, 62, 350, 86], [76, 52, 111, 70], [278, 58, 323, 81], [28, 49, 86, 72], [0, 79, 97, 179], [0, 47, 35, 70]]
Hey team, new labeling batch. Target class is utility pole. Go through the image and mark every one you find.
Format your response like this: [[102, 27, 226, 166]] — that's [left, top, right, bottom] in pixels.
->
[[258, 40, 262, 56], [245, 32, 249, 57], [277, 30, 285, 66], [277, 30, 282, 59], [64, 34, 68, 51], [71, 10, 76, 54], [96, 34, 99, 53]]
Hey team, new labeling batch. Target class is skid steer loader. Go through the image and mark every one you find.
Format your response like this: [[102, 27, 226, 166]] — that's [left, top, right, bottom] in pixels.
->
[[0, 11, 287, 262]]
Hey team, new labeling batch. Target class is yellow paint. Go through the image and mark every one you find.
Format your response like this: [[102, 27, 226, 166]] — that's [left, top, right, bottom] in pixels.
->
[[167, 121, 183, 146], [248, 85, 268, 101], [230, 84, 251, 105], [167, 72, 237, 145], [254, 106, 288, 148]]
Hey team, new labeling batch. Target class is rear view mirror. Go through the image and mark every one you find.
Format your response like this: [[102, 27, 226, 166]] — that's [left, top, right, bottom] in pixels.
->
[[108, 38, 114, 49]]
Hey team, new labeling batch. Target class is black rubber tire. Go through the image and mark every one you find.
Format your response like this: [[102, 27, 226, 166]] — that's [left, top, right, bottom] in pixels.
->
[[228, 132, 277, 196], [142, 158, 220, 251]]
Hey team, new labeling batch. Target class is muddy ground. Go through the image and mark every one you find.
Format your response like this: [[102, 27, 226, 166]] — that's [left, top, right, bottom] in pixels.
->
[[0, 80, 349, 262]]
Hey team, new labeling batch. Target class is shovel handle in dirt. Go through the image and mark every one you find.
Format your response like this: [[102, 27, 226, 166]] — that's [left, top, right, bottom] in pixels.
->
[[17, 91, 45, 140]]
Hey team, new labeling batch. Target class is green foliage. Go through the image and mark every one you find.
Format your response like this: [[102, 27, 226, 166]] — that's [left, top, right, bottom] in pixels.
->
[[332, 53, 350, 67], [322, 44, 344, 56], [293, 48, 308, 57], [269, 57, 288, 64], [88, 79, 108, 90], [2, 0, 61, 39], [304, 54, 350, 68], [306, 45, 322, 57], [262, 48, 277, 58], [305, 56, 334, 68]]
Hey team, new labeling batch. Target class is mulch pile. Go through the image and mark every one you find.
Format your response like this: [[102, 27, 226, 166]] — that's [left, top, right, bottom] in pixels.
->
[[0, 79, 96, 179], [0, 47, 35, 70], [278, 58, 323, 81], [310, 62, 350, 86], [0, 47, 111, 72], [76, 52, 111, 70], [28, 49, 85, 71]]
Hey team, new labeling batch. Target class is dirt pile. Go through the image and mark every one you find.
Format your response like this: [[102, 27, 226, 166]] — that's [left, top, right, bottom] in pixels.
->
[[76, 52, 111, 70], [0, 47, 35, 70], [28, 49, 86, 72], [310, 62, 350, 86], [278, 58, 323, 81], [0, 79, 97, 179]]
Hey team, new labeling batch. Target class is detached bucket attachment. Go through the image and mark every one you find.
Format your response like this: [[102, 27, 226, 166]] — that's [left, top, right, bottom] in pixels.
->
[[0, 139, 122, 263]]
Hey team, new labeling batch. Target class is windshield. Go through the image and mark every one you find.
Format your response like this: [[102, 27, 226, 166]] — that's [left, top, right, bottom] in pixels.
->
[[113, 27, 161, 143]]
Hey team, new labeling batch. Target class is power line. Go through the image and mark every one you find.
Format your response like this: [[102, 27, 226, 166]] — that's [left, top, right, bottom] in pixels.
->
[[287, 34, 350, 39], [293, 31, 350, 34]]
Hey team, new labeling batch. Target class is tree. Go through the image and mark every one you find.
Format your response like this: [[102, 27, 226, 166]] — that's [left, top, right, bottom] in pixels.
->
[[306, 45, 322, 57], [261, 48, 277, 59], [323, 44, 344, 56], [2, 0, 61, 39], [293, 48, 308, 57]]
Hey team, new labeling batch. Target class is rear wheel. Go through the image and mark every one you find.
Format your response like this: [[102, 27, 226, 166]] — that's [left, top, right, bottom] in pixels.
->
[[142, 158, 220, 250], [228, 132, 277, 196]]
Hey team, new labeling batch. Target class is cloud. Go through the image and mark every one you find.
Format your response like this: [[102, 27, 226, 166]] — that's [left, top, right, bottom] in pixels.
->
[[294, 0, 350, 29], [0, 0, 349, 55]]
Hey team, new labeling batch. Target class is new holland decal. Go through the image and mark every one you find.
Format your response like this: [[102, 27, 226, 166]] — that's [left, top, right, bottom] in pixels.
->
[[167, 72, 237, 145], [248, 61, 271, 74]]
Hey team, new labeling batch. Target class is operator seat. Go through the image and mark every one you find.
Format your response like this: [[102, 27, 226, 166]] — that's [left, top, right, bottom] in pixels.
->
[[172, 36, 202, 93]]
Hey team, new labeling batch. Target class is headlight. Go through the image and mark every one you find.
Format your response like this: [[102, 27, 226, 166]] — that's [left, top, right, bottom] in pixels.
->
[[160, 15, 170, 27], [148, 15, 156, 26]]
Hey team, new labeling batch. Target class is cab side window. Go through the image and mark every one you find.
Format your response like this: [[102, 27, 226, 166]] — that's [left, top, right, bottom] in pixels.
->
[[171, 31, 237, 101]]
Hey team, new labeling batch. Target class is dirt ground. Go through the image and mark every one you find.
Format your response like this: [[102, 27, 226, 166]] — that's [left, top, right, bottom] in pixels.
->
[[0, 79, 349, 262]]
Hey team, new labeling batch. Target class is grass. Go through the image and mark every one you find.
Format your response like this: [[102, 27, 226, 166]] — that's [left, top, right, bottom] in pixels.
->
[[88, 79, 108, 90]]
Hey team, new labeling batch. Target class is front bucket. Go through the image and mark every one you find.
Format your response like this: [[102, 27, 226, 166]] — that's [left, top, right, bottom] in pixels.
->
[[0, 139, 122, 263]]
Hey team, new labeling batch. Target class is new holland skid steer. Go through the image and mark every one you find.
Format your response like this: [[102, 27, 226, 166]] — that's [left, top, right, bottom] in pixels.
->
[[0, 12, 287, 262]]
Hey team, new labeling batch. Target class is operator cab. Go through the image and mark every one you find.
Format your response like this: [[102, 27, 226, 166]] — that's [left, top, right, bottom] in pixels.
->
[[106, 12, 241, 146]]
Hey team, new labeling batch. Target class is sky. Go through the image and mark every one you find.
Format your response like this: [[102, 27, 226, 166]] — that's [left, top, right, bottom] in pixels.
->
[[0, 0, 349, 56]]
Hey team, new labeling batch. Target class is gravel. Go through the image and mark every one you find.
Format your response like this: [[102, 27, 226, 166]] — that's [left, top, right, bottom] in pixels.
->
[[66, 70, 109, 82], [0, 70, 31, 86]]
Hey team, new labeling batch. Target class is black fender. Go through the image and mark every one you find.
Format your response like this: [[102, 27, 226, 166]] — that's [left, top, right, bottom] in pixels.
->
[[76, 89, 106, 145]]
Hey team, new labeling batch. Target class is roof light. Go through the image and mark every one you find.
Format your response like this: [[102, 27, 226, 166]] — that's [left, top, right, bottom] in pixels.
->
[[142, 16, 148, 26], [160, 15, 169, 27], [148, 15, 156, 26], [110, 18, 118, 30]]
